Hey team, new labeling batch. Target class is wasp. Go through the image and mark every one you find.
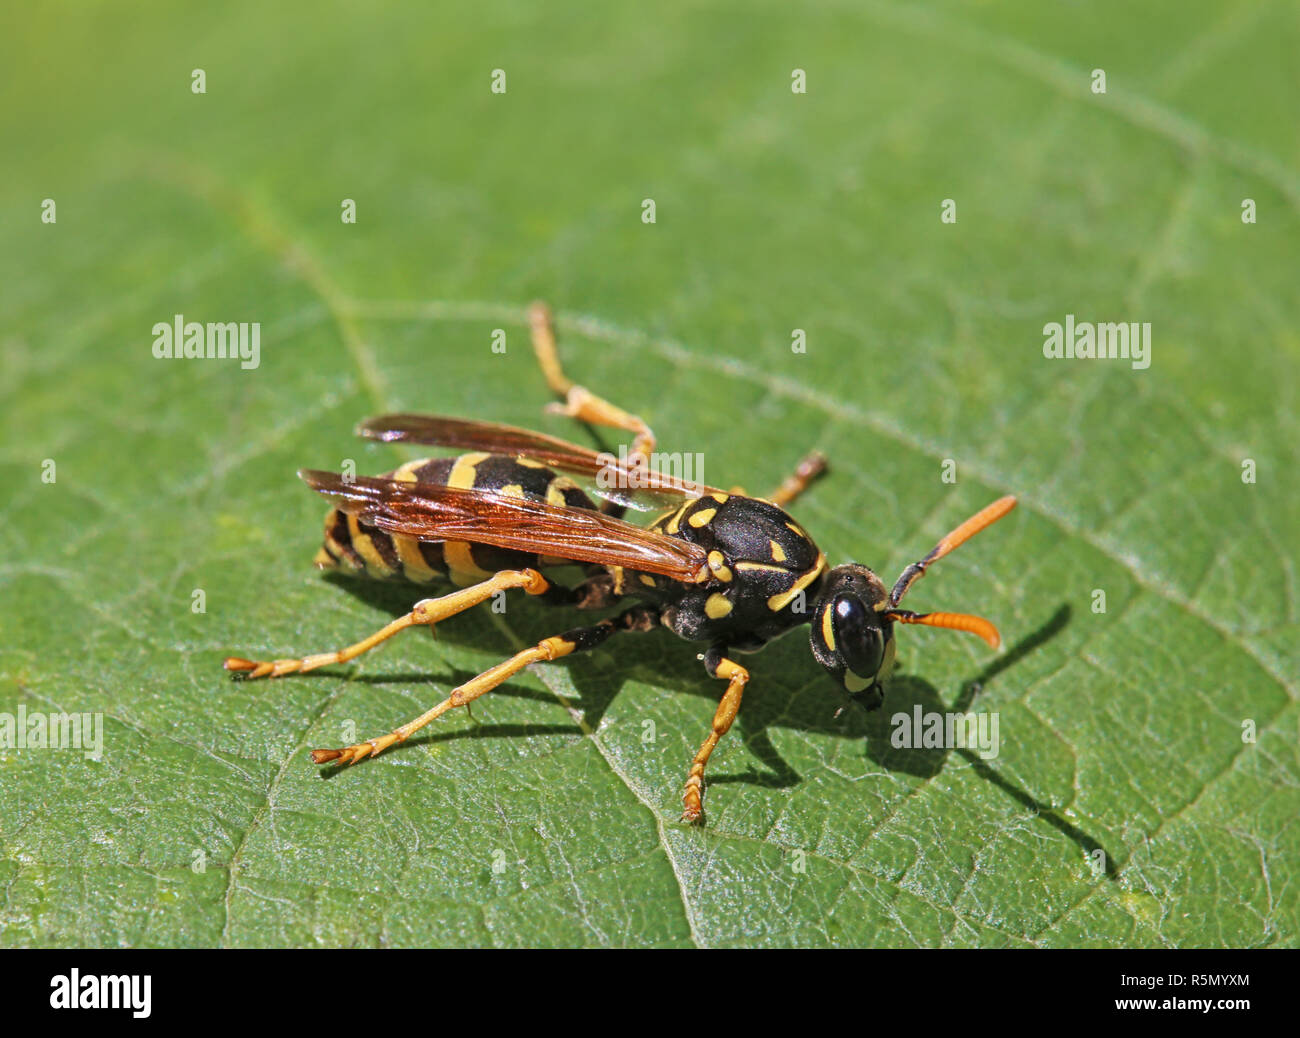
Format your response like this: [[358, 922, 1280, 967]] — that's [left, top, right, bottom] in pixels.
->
[[226, 303, 1016, 823]]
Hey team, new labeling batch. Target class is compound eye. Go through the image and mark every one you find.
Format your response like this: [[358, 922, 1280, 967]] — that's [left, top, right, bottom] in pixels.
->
[[833, 594, 884, 679]]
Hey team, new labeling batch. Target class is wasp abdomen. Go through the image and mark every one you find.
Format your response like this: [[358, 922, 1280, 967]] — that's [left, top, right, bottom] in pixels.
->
[[315, 452, 598, 586]]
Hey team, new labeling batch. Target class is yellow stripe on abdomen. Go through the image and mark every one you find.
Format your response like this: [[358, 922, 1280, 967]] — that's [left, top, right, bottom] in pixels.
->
[[392, 533, 439, 583], [444, 541, 494, 585], [346, 513, 398, 578], [448, 452, 491, 489]]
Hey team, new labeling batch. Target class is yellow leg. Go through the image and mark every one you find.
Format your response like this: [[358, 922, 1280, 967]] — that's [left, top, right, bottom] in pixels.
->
[[767, 451, 827, 508], [308, 607, 650, 765], [681, 657, 750, 823], [223, 569, 551, 679], [529, 301, 656, 466], [310, 633, 578, 765]]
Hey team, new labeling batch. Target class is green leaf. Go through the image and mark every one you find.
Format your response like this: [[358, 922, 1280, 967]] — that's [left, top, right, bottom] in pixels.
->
[[2, 1, 1296, 948]]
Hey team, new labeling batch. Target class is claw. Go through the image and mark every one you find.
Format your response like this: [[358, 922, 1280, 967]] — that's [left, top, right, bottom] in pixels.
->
[[681, 779, 704, 825], [222, 655, 318, 680], [311, 737, 387, 767]]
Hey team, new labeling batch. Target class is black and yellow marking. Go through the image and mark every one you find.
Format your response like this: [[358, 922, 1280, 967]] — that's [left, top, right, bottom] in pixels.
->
[[315, 451, 599, 587]]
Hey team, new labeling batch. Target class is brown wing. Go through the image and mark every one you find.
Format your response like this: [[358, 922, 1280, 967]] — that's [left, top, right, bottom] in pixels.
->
[[356, 414, 724, 505], [300, 469, 710, 582]]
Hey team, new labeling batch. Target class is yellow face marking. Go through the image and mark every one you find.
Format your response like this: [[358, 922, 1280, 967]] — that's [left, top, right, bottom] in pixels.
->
[[821, 605, 836, 651], [769, 540, 787, 562], [707, 551, 733, 582], [392, 532, 438, 583], [688, 507, 717, 528], [844, 670, 872, 693], [767, 553, 827, 611], [448, 452, 491, 490], [445, 541, 493, 585], [346, 513, 396, 577], [879, 638, 897, 682], [710, 492, 730, 504], [638, 573, 657, 587], [705, 593, 733, 619], [546, 476, 579, 507]]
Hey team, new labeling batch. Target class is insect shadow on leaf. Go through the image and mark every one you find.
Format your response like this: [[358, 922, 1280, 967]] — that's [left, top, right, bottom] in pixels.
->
[[858, 603, 1118, 880]]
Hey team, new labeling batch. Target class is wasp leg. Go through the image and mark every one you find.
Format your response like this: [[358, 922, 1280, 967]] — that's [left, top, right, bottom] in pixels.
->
[[681, 649, 750, 824], [529, 301, 656, 468], [311, 605, 660, 766], [223, 568, 553, 680], [766, 450, 827, 507]]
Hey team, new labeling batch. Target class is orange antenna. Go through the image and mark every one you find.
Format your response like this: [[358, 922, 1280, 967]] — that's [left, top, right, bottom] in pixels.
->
[[884, 609, 1002, 649], [890, 495, 1016, 606]]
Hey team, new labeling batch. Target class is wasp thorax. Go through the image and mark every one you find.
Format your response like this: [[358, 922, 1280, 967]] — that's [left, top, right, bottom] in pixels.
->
[[809, 564, 896, 708]]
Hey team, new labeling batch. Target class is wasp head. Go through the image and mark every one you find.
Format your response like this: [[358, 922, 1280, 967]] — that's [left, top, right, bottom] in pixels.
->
[[809, 564, 896, 710]]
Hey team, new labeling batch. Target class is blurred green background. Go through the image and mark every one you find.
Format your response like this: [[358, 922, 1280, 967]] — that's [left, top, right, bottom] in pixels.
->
[[1, 1, 1296, 947]]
